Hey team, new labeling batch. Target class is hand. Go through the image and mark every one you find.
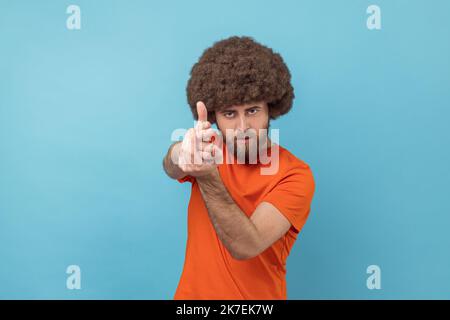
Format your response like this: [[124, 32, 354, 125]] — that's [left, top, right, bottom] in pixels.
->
[[178, 101, 222, 177]]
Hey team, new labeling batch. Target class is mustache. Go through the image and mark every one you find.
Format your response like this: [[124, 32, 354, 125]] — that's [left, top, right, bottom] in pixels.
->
[[220, 129, 269, 141]]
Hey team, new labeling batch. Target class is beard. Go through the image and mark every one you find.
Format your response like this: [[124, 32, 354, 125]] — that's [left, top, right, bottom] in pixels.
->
[[217, 121, 271, 165]]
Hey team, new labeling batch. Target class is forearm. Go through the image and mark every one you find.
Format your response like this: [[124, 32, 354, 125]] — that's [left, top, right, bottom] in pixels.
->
[[197, 169, 261, 260], [163, 142, 185, 180]]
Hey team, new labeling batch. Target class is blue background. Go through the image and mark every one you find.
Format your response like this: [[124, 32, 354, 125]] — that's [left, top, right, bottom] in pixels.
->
[[1, 0, 449, 299]]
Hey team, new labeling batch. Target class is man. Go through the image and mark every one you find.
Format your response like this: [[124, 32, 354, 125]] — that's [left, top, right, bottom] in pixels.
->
[[163, 36, 315, 299]]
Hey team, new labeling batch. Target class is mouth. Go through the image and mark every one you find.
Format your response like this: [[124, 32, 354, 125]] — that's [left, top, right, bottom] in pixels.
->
[[236, 137, 250, 143]]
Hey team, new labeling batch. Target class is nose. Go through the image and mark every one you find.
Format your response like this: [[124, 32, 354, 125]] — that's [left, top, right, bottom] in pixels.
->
[[237, 114, 249, 132]]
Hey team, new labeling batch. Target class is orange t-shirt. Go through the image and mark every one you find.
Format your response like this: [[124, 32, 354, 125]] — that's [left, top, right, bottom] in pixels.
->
[[173, 144, 315, 300]]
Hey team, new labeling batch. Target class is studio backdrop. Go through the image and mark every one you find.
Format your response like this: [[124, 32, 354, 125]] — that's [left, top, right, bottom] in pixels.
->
[[1, 0, 449, 299]]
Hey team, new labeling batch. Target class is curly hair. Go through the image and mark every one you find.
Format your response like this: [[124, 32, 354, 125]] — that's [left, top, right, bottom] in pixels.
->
[[186, 36, 294, 123]]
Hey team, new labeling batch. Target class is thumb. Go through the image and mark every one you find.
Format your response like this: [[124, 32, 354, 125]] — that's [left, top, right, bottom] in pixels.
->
[[196, 101, 208, 122]]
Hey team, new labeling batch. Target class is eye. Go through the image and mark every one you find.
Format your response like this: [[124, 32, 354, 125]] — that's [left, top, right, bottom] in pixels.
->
[[247, 108, 259, 115], [223, 111, 235, 118]]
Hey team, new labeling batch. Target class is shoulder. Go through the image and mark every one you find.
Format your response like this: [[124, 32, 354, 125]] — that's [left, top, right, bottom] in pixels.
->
[[276, 145, 315, 189], [278, 145, 313, 173]]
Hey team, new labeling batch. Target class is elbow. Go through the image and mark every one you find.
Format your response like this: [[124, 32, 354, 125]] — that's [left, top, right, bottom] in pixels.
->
[[230, 251, 249, 261], [228, 234, 264, 261], [229, 246, 261, 261]]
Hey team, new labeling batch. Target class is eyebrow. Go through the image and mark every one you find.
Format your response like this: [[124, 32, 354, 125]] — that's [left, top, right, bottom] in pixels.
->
[[220, 106, 261, 113]]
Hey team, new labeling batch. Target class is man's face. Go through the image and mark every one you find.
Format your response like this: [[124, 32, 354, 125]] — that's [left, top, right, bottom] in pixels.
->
[[215, 101, 270, 163]]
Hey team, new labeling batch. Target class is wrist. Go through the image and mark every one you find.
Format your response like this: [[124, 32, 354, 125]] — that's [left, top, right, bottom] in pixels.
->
[[196, 167, 220, 183]]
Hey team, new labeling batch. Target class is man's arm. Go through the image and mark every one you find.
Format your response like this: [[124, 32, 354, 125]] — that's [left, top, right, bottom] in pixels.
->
[[162, 141, 186, 180], [197, 169, 291, 260]]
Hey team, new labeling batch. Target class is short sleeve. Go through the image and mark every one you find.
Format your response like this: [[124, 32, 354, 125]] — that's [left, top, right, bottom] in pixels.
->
[[261, 166, 315, 233], [177, 175, 195, 184]]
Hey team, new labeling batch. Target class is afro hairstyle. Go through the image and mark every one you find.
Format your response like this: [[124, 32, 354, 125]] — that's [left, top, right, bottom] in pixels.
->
[[186, 36, 295, 123]]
